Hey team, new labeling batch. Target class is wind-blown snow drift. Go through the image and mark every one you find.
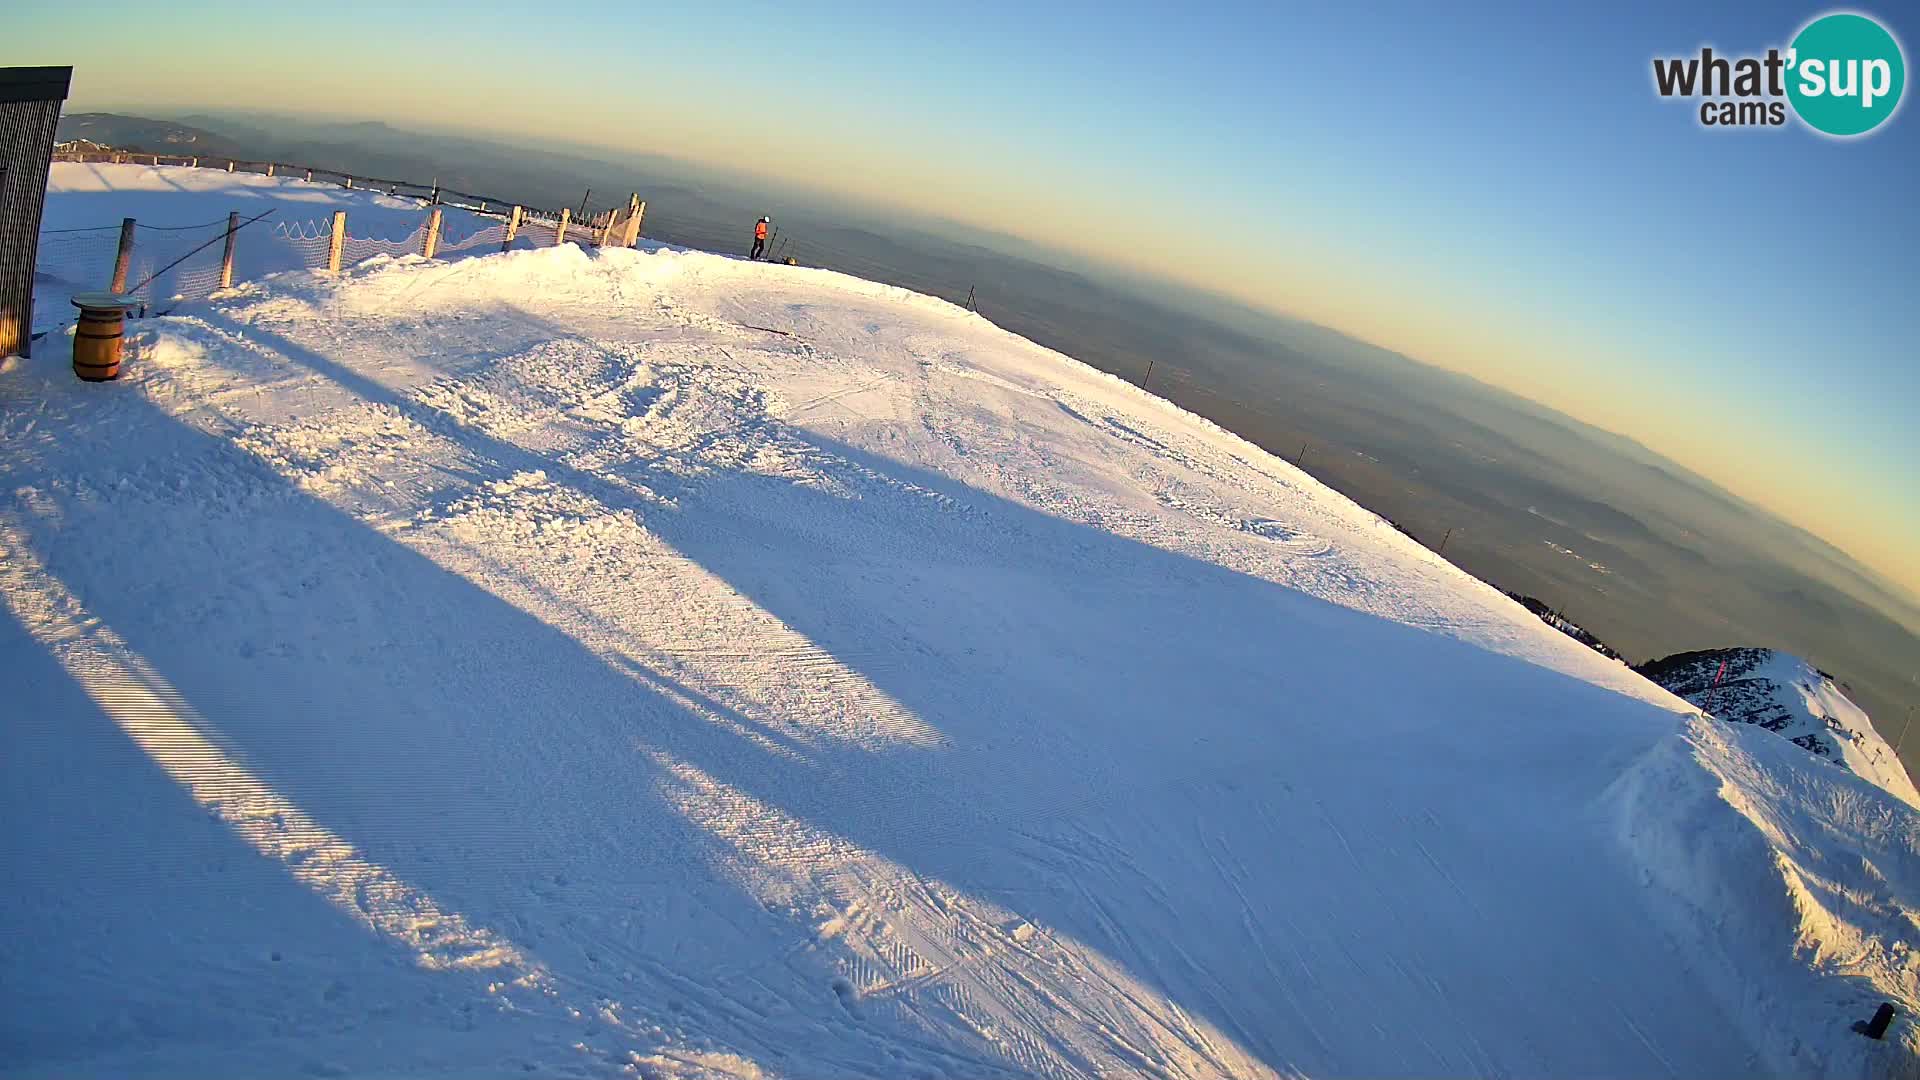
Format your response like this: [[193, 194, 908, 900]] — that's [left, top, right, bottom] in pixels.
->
[[3, 166, 1917, 1079]]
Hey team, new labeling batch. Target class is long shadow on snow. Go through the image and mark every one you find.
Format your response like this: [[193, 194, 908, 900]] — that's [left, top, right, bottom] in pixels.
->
[[613, 432, 1756, 1077], [9, 326, 1173, 1076], [0, 601, 519, 1069], [18, 304, 1750, 1077], [252, 304, 1746, 1075], [3, 391, 1036, 1076], [304, 296, 1756, 1080]]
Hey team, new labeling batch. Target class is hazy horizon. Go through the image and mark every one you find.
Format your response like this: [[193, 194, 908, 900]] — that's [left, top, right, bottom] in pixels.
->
[[40, 97, 1920, 636], [18, 6, 1920, 595], [60, 96, 1920, 618], [29, 99, 1920, 771], [14, 1, 1915, 602]]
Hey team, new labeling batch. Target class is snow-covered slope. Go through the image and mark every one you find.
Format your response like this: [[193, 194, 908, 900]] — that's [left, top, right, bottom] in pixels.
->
[[1637, 647, 1919, 806], [5, 166, 1918, 1078]]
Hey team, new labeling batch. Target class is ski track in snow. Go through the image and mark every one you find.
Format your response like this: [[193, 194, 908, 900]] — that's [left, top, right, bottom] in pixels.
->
[[5, 167, 1919, 1079]]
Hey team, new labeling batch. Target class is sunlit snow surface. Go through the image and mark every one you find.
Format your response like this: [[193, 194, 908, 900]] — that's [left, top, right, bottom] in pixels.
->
[[4, 166, 1917, 1078]]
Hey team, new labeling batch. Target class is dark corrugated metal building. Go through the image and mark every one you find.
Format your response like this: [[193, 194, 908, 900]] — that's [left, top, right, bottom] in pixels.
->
[[1, 66, 73, 359]]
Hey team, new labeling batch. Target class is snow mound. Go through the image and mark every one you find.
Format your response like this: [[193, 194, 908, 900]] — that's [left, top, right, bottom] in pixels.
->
[[1608, 713, 1920, 1075], [1638, 648, 1919, 807], [6, 168, 1920, 1078]]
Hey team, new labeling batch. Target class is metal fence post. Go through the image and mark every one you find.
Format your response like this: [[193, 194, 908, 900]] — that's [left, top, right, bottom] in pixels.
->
[[327, 210, 347, 273], [423, 208, 442, 259], [110, 217, 136, 294], [219, 211, 239, 289]]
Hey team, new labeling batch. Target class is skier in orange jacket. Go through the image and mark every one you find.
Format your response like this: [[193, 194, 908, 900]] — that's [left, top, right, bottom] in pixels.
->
[[750, 216, 770, 260]]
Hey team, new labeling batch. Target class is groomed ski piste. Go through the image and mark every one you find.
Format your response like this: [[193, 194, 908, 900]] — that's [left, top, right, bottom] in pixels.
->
[[4, 165, 1918, 1079]]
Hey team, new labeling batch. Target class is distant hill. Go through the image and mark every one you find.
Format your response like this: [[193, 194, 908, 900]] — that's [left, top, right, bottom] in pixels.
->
[[1637, 646, 1919, 804], [55, 113, 246, 158]]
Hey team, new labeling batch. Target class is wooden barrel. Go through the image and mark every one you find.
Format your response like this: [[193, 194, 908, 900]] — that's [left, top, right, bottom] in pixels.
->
[[71, 294, 132, 382]]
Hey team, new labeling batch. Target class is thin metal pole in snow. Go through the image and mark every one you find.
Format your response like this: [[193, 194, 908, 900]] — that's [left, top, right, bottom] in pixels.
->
[[1438, 527, 1453, 555]]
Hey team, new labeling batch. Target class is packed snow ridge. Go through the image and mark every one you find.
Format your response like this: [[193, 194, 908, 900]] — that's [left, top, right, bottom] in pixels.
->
[[4, 165, 1919, 1079]]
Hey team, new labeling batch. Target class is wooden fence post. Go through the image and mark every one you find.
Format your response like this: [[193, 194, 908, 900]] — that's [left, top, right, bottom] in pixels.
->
[[110, 218, 137, 294], [151, 154, 159, 166], [266, 162, 275, 178], [327, 211, 347, 273], [624, 198, 645, 247], [344, 175, 354, 190], [219, 211, 240, 289], [226, 160, 235, 173], [423, 208, 443, 259], [191, 156, 198, 168], [305, 168, 313, 182], [596, 208, 617, 247], [556, 208, 571, 246], [504, 205, 522, 251]]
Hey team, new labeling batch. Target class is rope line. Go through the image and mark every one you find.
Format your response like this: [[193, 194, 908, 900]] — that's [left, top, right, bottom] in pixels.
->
[[270, 219, 334, 242], [121, 208, 278, 298], [37, 158, 658, 319], [131, 216, 241, 233]]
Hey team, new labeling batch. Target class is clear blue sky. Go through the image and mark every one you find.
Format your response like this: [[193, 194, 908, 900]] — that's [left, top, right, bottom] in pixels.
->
[[10, 0, 1918, 591]]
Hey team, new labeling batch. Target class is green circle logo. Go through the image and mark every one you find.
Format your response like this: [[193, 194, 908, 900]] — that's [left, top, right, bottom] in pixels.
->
[[1787, 13, 1906, 136]]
